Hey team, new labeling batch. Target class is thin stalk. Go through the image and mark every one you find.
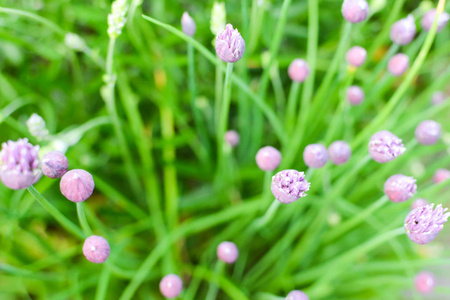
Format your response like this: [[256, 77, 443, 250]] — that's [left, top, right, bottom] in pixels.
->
[[94, 266, 111, 300], [205, 261, 225, 300], [285, 82, 301, 132], [76, 202, 93, 236]]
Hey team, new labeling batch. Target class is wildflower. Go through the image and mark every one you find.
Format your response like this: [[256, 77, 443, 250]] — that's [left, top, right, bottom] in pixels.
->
[[328, 141, 351, 165], [26, 113, 49, 141], [64, 33, 86, 51], [217, 241, 239, 264], [384, 174, 417, 203], [160, 274, 183, 298], [405, 204, 450, 245], [286, 290, 310, 300], [411, 198, 429, 211], [210, 1, 226, 36], [431, 91, 447, 105], [415, 271, 436, 294], [346, 85, 365, 105], [388, 53, 409, 76], [346, 46, 367, 67], [341, 0, 369, 23], [415, 120, 441, 145], [255, 146, 282, 171], [0, 138, 41, 190], [60, 169, 95, 202], [368, 130, 405, 163], [224, 130, 240, 147], [421, 9, 449, 32], [432, 168, 450, 183], [288, 59, 310, 83], [107, 0, 128, 38], [82, 235, 110, 263], [181, 12, 196, 36], [215, 24, 245, 63], [42, 151, 69, 179], [271, 170, 310, 204], [303, 144, 328, 168], [390, 15, 416, 45]]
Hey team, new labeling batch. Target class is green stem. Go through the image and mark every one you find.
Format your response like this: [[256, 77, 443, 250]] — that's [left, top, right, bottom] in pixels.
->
[[94, 266, 111, 300], [285, 82, 300, 132], [205, 261, 225, 300], [27, 186, 85, 239], [254, 200, 280, 229], [76, 202, 93, 236]]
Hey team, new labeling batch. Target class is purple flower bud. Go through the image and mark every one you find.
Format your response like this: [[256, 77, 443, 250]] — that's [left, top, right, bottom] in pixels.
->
[[255, 146, 282, 171], [0, 138, 41, 190], [346, 46, 367, 67], [41, 151, 69, 179], [421, 9, 449, 33], [286, 290, 309, 300], [288, 59, 310, 83], [82, 235, 110, 263], [368, 130, 406, 163], [432, 168, 450, 184], [181, 12, 196, 36], [405, 203, 450, 245], [217, 241, 239, 264], [303, 144, 328, 168], [328, 141, 352, 165], [224, 130, 240, 147], [160, 274, 183, 298], [60, 169, 95, 202], [271, 170, 310, 204], [384, 174, 417, 203], [415, 120, 441, 145], [415, 271, 435, 294], [390, 15, 416, 45], [411, 198, 429, 211], [341, 0, 369, 23], [215, 24, 245, 63], [388, 53, 409, 76], [431, 91, 447, 105], [346, 85, 365, 105]]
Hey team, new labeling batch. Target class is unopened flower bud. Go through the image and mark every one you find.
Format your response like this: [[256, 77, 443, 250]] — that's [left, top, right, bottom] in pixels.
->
[[405, 204, 450, 245], [215, 24, 245, 63], [421, 9, 449, 32], [60, 169, 95, 202], [287, 290, 309, 300], [217, 241, 239, 264], [384, 174, 417, 202], [415, 120, 441, 145], [26, 113, 49, 141], [388, 53, 409, 76], [303, 144, 328, 168], [288, 59, 310, 82], [415, 271, 436, 294], [224, 130, 240, 147], [181, 12, 196, 36], [328, 141, 351, 165], [256, 146, 282, 171], [390, 15, 416, 45], [346, 85, 365, 105], [368, 130, 405, 163], [271, 170, 310, 204], [82, 235, 110, 263], [160, 274, 183, 298], [42, 151, 69, 179], [341, 0, 369, 23], [346, 46, 367, 67]]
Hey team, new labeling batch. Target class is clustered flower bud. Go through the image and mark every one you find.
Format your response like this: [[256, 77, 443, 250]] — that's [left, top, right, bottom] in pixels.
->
[[341, 0, 369, 23], [383, 174, 417, 203], [271, 170, 310, 204], [404, 203, 450, 245], [215, 24, 245, 63], [415, 120, 441, 145], [107, 0, 128, 38], [286, 290, 310, 300], [0, 138, 41, 190], [60, 169, 95, 202], [42, 151, 69, 179], [303, 144, 328, 168], [82, 235, 110, 263], [181, 12, 196, 36], [288, 59, 310, 82], [160, 274, 183, 298], [217, 241, 239, 264], [388, 53, 409, 76], [346, 46, 367, 67], [390, 15, 416, 45], [26, 113, 49, 141], [255, 146, 282, 171], [328, 141, 352, 165], [368, 130, 405, 163], [224, 130, 240, 147], [346, 85, 365, 105], [421, 9, 450, 33]]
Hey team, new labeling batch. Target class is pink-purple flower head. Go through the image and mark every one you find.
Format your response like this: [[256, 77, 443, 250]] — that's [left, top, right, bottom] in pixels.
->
[[286, 290, 309, 300], [415, 120, 441, 145], [82, 235, 110, 263], [390, 15, 416, 45], [0, 138, 41, 190], [42, 151, 69, 179], [60, 169, 95, 202], [346, 46, 367, 67], [388, 53, 409, 77], [346, 85, 364, 105], [421, 9, 449, 33], [341, 0, 369, 23], [303, 144, 328, 168], [181, 12, 196, 36], [271, 169, 310, 204], [256, 146, 282, 171], [411, 198, 429, 211], [415, 271, 436, 294], [433, 168, 450, 184], [288, 59, 310, 83], [217, 241, 239, 264], [224, 130, 240, 147], [405, 203, 450, 245], [368, 130, 405, 163], [384, 174, 417, 203], [431, 91, 447, 105], [160, 274, 183, 298], [328, 141, 351, 165], [215, 24, 245, 63]]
